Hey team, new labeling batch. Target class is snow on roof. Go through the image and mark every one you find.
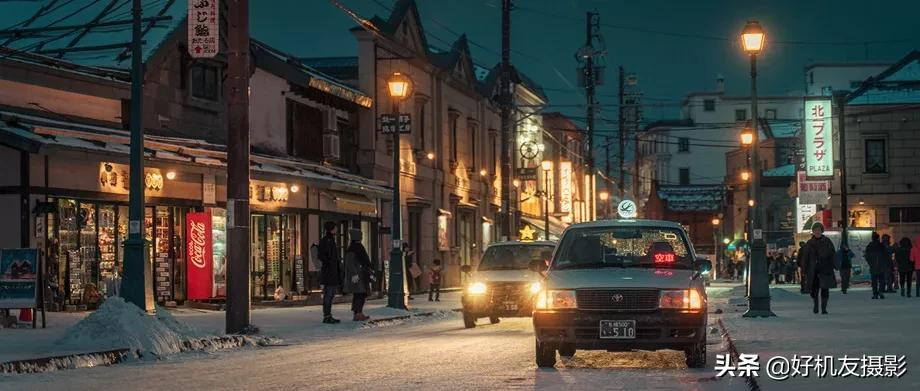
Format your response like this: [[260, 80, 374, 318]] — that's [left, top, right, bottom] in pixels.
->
[[849, 52, 920, 105], [763, 164, 795, 177], [656, 184, 724, 212], [1, 0, 186, 69]]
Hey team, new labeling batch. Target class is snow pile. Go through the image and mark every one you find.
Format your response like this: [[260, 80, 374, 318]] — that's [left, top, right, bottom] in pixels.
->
[[57, 297, 206, 358], [769, 286, 805, 300]]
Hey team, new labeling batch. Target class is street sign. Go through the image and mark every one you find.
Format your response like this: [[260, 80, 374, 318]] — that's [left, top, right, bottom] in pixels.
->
[[188, 0, 219, 58], [516, 167, 537, 181], [617, 200, 637, 219], [380, 114, 411, 134], [753, 229, 763, 240]]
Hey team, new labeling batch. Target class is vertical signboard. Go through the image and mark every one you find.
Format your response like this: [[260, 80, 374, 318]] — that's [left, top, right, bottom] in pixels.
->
[[437, 214, 450, 251], [804, 99, 834, 178], [559, 161, 573, 222], [0, 249, 38, 308], [188, 0, 219, 58], [186, 212, 213, 300], [797, 171, 829, 206], [795, 198, 817, 233]]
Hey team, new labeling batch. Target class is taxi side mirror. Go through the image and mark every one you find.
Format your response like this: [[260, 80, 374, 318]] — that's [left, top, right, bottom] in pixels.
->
[[696, 258, 713, 275], [529, 259, 548, 272], [460, 265, 472, 274]]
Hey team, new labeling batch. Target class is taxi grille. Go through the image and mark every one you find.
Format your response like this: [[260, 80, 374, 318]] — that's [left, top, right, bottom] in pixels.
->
[[576, 289, 659, 311], [489, 282, 528, 303]]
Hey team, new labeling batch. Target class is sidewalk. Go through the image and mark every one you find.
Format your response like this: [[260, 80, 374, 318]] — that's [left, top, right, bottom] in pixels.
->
[[0, 292, 460, 364], [719, 285, 920, 390]]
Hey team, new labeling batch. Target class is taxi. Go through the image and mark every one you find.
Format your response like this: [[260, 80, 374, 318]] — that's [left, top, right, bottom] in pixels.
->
[[531, 212, 712, 368], [460, 241, 555, 328]]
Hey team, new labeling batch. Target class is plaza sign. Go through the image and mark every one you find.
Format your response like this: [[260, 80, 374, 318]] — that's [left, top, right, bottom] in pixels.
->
[[804, 99, 834, 178]]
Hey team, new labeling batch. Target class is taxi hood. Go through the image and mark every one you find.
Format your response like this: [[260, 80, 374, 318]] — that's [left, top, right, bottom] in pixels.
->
[[545, 267, 698, 290], [470, 269, 540, 283]]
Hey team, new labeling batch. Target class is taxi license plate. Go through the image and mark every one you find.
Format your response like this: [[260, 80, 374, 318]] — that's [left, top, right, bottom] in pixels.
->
[[599, 320, 636, 339], [504, 302, 518, 311]]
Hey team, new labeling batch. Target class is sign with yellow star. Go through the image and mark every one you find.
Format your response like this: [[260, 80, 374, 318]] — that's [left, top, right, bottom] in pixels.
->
[[519, 224, 537, 241]]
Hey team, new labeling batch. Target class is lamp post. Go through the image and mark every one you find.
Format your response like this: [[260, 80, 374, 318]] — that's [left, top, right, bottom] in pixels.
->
[[387, 72, 412, 310], [740, 20, 774, 317], [598, 191, 609, 219], [740, 126, 754, 253], [541, 160, 552, 240]]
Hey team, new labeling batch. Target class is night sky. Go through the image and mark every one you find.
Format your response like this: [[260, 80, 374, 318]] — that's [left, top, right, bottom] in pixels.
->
[[251, 0, 920, 124]]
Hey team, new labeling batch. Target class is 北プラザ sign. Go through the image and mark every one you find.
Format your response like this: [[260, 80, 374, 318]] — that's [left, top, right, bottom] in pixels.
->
[[804, 99, 834, 178]]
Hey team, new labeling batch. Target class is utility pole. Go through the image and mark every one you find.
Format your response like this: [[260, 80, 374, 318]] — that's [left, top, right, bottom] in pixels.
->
[[836, 92, 849, 247], [579, 12, 600, 217], [225, 0, 251, 334], [617, 66, 625, 199], [499, 0, 514, 240], [121, 0, 152, 313]]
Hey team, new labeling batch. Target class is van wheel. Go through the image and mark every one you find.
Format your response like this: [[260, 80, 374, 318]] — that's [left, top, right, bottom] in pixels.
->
[[558, 344, 576, 357], [685, 342, 706, 368], [489, 316, 500, 324], [535, 340, 557, 368], [463, 312, 476, 329]]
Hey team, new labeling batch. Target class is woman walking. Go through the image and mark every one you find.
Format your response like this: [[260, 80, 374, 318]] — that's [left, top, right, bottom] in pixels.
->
[[896, 237, 914, 297], [865, 232, 888, 300], [343, 228, 373, 321], [802, 223, 837, 314]]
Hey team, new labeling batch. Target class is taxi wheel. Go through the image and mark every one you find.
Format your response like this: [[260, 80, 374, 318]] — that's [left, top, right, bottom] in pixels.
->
[[685, 342, 706, 368], [558, 344, 576, 357], [463, 312, 477, 329], [489, 316, 500, 324], [535, 340, 557, 368]]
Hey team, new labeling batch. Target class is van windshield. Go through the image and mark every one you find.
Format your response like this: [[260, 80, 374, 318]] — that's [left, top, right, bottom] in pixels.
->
[[552, 227, 693, 270], [479, 245, 555, 271]]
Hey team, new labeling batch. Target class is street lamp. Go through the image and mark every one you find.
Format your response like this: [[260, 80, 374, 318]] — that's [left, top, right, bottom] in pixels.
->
[[740, 127, 754, 146], [387, 71, 413, 310], [740, 171, 751, 181], [712, 217, 721, 279], [541, 160, 552, 240], [740, 19, 773, 317], [599, 191, 610, 219]]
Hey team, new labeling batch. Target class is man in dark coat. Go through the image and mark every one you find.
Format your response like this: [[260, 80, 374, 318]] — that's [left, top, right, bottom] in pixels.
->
[[802, 222, 836, 314], [882, 234, 896, 292], [319, 222, 342, 324], [796, 241, 807, 293], [836, 243, 854, 294], [344, 228, 373, 321], [865, 231, 887, 299]]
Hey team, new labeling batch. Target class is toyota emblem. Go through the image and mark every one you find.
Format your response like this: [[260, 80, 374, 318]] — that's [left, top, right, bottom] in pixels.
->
[[612, 294, 624, 302]]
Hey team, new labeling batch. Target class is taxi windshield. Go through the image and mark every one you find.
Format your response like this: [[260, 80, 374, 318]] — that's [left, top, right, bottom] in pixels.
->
[[479, 245, 554, 271], [552, 226, 693, 270]]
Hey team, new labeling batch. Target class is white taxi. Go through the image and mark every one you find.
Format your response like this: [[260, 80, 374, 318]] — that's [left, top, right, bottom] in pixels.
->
[[531, 219, 712, 368]]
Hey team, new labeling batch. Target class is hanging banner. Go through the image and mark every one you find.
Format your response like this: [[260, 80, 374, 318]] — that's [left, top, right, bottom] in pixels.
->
[[797, 171, 829, 206], [804, 99, 834, 178], [188, 0, 219, 58], [437, 214, 450, 251], [559, 161, 573, 222], [186, 212, 213, 300], [0, 249, 38, 309], [795, 198, 817, 233]]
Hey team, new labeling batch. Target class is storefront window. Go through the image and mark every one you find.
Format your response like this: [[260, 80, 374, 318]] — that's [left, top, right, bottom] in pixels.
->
[[79, 202, 98, 303], [211, 208, 227, 297], [252, 215, 267, 298], [98, 205, 117, 295], [58, 199, 80, 302]]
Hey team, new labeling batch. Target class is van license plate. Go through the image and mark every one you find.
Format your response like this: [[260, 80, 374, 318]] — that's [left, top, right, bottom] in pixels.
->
[[599, 320, 636, 339]]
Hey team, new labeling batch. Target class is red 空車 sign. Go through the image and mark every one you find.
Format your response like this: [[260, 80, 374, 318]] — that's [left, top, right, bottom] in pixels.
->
[[186, 212, 213, 300]]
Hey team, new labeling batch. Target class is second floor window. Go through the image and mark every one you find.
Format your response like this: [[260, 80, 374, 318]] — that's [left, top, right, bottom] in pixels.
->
[[470, 123, 478, 170], [285, 99, 323, 161], [735, 109, 747, 121], [865, 139, 887, 173], [703, 99, 715, 112], [765, 109, 777, 120], [415, 99, 427, 151], [449, 111, 459, 162], [190, 65, 219, 101], [677, 137, 690, 152], [679, 168, 690, 185]]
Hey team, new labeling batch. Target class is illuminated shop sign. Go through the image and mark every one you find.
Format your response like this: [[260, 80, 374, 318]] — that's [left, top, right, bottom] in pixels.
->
[[804, 99, 834, 178]]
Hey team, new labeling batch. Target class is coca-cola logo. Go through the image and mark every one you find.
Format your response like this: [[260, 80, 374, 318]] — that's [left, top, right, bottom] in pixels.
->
[[188, 220, 207, 269]]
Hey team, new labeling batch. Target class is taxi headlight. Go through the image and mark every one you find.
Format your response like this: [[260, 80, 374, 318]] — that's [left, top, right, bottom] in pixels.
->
[[529, 281, 542, 295], [659, 289, 704, 310], [535, 290, 577, 310], [467, 282, 487, 295]]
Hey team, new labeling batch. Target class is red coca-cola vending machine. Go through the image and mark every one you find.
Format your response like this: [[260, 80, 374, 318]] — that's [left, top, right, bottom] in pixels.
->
[[186, 212, 213, 300]]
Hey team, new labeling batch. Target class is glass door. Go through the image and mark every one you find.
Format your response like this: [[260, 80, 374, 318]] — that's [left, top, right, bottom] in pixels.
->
[[78, 202, 98, 303], [98, 205, 117, 296], [57, 199, 80, 303], [266, 215, 282, 298], [251, 214, 267, 299]]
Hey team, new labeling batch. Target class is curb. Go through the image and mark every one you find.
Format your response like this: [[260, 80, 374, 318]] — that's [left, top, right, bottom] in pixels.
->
[[364, 308, 461, 326], [0, 335, 252, 375], [717, 318, 761, 391]]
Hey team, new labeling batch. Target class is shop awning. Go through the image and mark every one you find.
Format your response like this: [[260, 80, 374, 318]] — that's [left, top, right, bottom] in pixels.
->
[[521, 215, 567, 239], [325, 191, 377, 215]]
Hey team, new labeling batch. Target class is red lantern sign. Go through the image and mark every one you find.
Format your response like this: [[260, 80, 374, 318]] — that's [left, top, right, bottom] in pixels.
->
[[186, 212, 213, 300]]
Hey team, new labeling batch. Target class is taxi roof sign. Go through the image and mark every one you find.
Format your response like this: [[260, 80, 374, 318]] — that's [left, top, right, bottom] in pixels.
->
[[617, 200, 637, 219]]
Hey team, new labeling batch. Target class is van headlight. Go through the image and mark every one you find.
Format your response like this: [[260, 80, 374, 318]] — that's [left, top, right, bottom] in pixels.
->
[[659, 289, 704, 310], [534, 290, 577, 310], [529, 281, 542, 295], [467, 282, 487, 295]]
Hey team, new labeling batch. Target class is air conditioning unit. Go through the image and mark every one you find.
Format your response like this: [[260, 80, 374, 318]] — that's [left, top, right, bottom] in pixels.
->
[[323, 109, 338, 133], [323, 133, 340, 161]]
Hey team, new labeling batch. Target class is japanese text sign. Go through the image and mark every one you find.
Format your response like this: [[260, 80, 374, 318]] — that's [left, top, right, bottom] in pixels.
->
[[804, 99, 834, 178], [188, 0, 219, 58]]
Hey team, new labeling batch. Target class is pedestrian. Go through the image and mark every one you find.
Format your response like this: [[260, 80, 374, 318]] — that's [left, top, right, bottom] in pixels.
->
[[427, 259, 442, 302], [402, 242, 416, 300], [865, 232, 888, 300], [318, 221, 342, 324], [895, 237, 914, 297], [912, 235, 920, 298], [882, 234, 897, 293], [768, 253, 781, 284], [802, 222, 836, 314], [784, 253, 797, 284], [836, 242, 854, 294], [796, 241, 807, 294], [343, 228, 373, 321]]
